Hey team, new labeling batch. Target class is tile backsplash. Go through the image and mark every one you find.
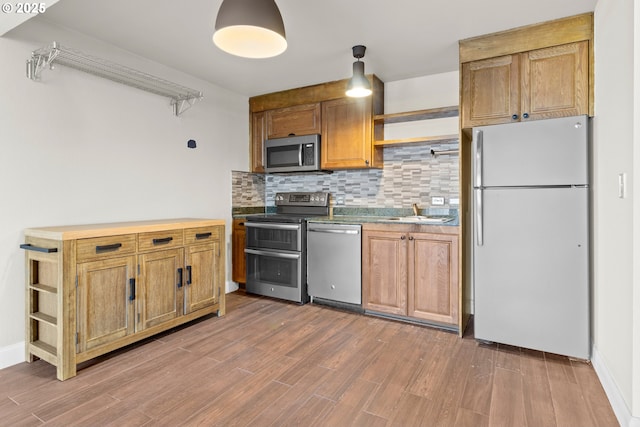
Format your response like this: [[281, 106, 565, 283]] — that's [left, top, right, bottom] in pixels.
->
[[232, 142, 459, 210]]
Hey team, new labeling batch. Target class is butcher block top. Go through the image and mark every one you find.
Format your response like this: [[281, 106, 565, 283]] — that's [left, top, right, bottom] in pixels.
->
[[24, 218, 225, 240]]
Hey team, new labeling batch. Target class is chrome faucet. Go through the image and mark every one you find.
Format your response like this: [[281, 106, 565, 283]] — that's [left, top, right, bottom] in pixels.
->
[[412, 203, 420, 216]]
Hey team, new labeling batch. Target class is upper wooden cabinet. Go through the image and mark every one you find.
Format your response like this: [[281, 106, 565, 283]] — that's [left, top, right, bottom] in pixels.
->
[[462, 41, 589, 127], [459, 13, 593, 129], [321, 97, 380, 169], [249, 75, 383, 172], [251, 111, 266, 173], [266, 103, 321, 138]]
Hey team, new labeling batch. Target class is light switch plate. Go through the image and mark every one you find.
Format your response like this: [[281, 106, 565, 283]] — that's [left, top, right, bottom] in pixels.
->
[[431, 196, 445, 206]]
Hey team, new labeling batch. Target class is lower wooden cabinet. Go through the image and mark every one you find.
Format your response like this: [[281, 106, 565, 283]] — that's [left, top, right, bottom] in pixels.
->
[[362, 224, 459, 329], [76, 256, 136, 353], [232, 218, 246, 285], [22, 219, 225, 380]]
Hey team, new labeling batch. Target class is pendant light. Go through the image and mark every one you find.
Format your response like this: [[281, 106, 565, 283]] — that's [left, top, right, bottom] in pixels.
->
[[213, 0, 287, 59], [346, 45, 372, 98]]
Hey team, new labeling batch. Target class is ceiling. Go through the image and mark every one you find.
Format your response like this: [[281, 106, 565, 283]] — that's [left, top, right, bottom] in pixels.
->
[[32, 0, 597, 97]]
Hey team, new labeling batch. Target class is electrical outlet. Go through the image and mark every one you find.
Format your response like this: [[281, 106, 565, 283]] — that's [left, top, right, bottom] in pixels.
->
[[431, 196, 445, 206], [450, 198, 459, 205], [335, 196, 345, 205]]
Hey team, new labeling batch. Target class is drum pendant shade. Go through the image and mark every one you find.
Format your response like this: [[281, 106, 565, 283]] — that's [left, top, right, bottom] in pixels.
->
[[213, 0, 287, 58]]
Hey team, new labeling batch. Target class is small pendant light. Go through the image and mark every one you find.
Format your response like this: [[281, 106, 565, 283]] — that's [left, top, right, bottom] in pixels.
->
[[213, 0, 287, 59], [346, 45, 372, 98]]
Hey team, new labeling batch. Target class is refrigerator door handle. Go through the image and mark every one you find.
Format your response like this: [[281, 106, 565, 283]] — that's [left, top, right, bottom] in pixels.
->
[[476, 189, 483, 246], [474, 130, 483, 188]]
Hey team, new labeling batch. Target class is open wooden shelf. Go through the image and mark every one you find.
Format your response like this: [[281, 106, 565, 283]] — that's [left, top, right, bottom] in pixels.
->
[[374, 105, 459, 124], [30, 311, 57, 326], [30, 283, 58, 294], [374, 134, 459, 147], [374, 105, 459, 147]]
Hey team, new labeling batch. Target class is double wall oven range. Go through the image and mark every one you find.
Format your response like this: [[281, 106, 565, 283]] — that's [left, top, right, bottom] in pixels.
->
[[244, 192, 329, 303]]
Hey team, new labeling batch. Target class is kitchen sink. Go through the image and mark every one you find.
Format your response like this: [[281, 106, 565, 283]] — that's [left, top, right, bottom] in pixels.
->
[[386, 215, 454, 223]]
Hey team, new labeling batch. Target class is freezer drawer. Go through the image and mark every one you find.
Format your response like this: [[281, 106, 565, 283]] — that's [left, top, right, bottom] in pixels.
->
[[473, 187, 590, 359], [307, 223, 362, 305]]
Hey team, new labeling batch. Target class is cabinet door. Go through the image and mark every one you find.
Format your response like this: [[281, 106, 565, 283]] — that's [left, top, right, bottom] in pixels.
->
[[251, 111, 267, 173], [77, 256, 136, 353], [266, 103, 321, 138], [408, 233, 459, 325], [461, 55, 520, 128], [321, 97, 374, 169], [362, 230, 407, 315], [138, 248, 184, 330], [521, 41, 589, 121], [232, 219, 246, 284], [184, 241, 220, 314]]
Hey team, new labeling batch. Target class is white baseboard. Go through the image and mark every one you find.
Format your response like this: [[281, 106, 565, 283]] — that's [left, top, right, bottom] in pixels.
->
[[592, 345, 640, 427], [0, 341, 25, 370]]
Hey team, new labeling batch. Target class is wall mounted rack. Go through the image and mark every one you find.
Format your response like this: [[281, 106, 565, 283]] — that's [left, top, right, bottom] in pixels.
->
[[26, 42, 203, 116], [373, 105, 459, 147]]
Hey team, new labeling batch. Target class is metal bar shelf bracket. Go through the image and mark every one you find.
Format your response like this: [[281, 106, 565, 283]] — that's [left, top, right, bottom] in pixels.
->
[[26, 41, 203, 116]]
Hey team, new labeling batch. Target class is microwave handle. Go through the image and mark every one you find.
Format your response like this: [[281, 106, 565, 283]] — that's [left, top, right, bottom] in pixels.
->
[[298, 144, 303, 166]]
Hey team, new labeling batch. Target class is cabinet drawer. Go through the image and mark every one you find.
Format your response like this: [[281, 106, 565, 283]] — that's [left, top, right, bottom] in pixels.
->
[[138, 229, 184, 252], [185, 226, 220, 245], [76, 234, 136, 262]]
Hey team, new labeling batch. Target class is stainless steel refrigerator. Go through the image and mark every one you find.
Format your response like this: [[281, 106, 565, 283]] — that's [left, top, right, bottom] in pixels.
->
[[472, 115, 590, 360]]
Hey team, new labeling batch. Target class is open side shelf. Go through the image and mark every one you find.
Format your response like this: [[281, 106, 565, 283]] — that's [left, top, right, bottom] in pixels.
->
[[374, 105, 460, 147], [374, 105, 459, 124], [26, 42, 203, 116]]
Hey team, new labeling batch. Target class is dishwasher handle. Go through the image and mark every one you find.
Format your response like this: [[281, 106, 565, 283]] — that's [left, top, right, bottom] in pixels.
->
[[308, 228, 360, 235]]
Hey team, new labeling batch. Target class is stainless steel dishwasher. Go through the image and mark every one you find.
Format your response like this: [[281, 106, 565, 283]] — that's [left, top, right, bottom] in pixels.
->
[[307, 222, 362, 308]]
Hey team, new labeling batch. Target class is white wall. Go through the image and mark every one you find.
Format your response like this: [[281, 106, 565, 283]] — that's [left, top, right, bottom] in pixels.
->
[[383, 72, 459, 140], [0, 19, 248, 367], [593, 0, 640, 424]]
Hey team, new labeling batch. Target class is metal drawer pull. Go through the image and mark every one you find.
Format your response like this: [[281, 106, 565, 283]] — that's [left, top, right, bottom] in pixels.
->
[[95, 243, 122, 253], [186, 265, 192, 285], [19, 244, 58, 253], [195, 232, 212, 239], [308, 229, 359, 235], [152, 237, 173, 245], [129, 278, 136, 301], [244, 248, 300, 260]]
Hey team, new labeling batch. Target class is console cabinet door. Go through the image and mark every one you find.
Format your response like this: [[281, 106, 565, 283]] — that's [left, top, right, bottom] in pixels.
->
[[184, 242, 220, 314], [138, 248, 184, 330], [408, 233, 459, 325], [362, 230, 407, 315], [321, 97, 374, 169], [76, 256, 136, 353]]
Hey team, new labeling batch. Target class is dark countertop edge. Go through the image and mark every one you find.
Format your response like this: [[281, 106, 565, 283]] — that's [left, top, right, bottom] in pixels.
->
[[307, 215, 459, 227]]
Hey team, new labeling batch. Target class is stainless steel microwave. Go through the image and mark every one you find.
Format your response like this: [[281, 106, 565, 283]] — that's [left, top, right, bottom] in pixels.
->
[[264, 134, 321, 173]]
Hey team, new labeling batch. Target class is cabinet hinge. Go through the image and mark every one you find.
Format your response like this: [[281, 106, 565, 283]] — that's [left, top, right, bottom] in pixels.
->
[[75, 275, 78, 288], [75, 332, 79, 345], [137, 313, 140, 323], [137, 264, 140, 275]]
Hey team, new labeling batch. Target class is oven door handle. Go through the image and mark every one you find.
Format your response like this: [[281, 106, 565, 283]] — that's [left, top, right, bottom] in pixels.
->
[[244, 248, 301, 260], [244, 223, 301, 230]]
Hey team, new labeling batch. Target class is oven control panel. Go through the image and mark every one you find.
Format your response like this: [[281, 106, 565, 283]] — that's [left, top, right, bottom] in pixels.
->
[[275, 192, 330, 207]]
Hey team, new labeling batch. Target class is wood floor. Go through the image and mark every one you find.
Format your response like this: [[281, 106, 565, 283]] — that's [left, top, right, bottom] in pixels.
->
[[1, 291, 618, 427]]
